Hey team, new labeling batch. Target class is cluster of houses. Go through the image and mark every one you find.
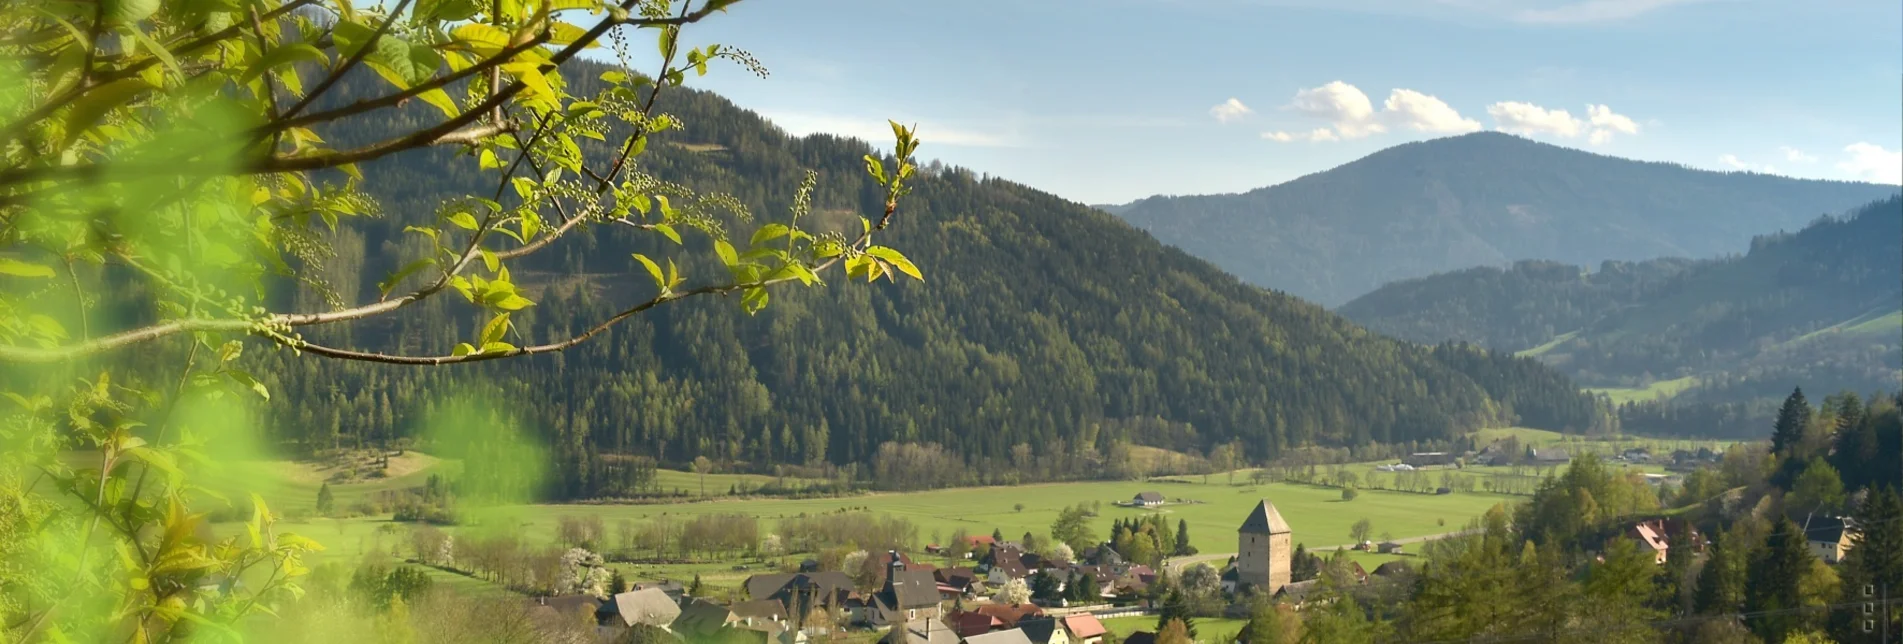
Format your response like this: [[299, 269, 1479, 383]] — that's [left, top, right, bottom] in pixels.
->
[[538, 540, 1159, 644], [1618, 514, 1860, 567]]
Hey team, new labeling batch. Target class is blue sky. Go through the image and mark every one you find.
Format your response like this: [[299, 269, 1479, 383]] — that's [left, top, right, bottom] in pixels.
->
[[616, 0, 1903, 204]]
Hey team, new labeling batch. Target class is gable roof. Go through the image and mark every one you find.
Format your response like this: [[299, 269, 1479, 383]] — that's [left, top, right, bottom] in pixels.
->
[[731, 599, 787, 621], [1134, 491, 1164, 503], [973, 603, 1044, 627], [1371, 561, 1413, 577], [1124, 632, 1157, 644], [1629, 523, 1669, 552], [609, 588, 681, 628], [965, 628, 1036, 644], [745, 572, 854, 605], [884, 569, 941, 609], [881, 624, 960, 644], [673, 597, 739, 635], [949, 611, 1005, 637], [1804, 515, 1853, 544], [1239, 500, 1292, 534], [1063, 614, 1107, 639], [1018, 617, 1064, 644]]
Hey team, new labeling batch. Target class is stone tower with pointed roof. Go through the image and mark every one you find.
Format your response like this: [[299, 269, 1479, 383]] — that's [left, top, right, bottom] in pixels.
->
[[1237, 499, 1292, 594]]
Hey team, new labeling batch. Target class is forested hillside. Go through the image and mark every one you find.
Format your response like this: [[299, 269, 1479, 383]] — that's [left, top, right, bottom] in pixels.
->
[[1342, 197, 1902, 435], [1110, 132, 1899, 307], [225, 63, 1609, 496], [1338, 258, 1698, 351]]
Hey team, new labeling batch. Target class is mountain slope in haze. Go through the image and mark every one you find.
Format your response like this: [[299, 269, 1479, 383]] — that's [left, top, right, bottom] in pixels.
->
[[1341, 196, 1903, 406], [237, 63, 1611, 494], [1110, 132, 1900, 307]]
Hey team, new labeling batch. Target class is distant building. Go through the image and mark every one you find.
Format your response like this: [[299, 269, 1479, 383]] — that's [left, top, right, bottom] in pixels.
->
[[966, 629, 1037, 644], [604, 588, 681, 631], [1132, 491, 1165, 507], [1377, 541, 1404, 554], [1403, 452, 1457, 468], [1062, 614, 1108, 644], [1804, 516, 1858, 564], [1236, 499, 1294, 594], [1530, 448, 1571, 465], [1627, 522, 1669, 564]]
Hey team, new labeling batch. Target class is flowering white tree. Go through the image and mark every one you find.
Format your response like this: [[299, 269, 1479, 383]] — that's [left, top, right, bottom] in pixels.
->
[[842, 550, 869, 574], [762, 534, 785, 557], [557, 548, 612, 598], [1051, 543, 1076, 563], [994, 578, 1032, 605]]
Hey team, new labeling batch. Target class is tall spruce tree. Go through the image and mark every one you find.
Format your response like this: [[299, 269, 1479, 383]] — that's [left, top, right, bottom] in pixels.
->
[[1176, 519, 1192, 555], [1773, 387, 1813, 456], [1833, 487, 1903, 641], [1745, 518, 1814, 642]]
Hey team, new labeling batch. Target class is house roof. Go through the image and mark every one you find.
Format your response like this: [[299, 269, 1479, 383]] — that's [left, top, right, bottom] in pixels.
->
[[1063, 614, 1108, 639], [1239, 500, 1292, 534], [973, 603, 1044, 627], [1134, 491, 1164, 503], [731, 599, 787, 621], [884, 569, 941, 609], [1371, 561, 1413, 577], [935, 567, 978, 588], [609, 588, 681, 628], [1124, 632, 1157, 644], [949, 611, 1004, 637], [1275, 579, 1320, 601], [1804, 515, 1853, 544], [674, 597, 739, 635], [964, 628, 1036, 644], [745, 572, 854, 605], [1018, 617, 1063, 644], [1629, 523, 1669, 552], [881, 624, 961, 644]]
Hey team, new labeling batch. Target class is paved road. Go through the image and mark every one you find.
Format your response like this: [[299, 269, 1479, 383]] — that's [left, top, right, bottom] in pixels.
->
[[1161, 529, 1478, 573]]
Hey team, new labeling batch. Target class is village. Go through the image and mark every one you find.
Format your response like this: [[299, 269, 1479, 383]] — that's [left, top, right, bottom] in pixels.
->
[[516, 473, 1868, 644]]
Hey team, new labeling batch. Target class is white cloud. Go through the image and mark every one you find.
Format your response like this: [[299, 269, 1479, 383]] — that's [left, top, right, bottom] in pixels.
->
[[1261, 131, 1297, 142], [1290, 82, 1386, 138], [1779, 146, 1818, 164], [1383, 89, 1482, 134], [1718, 154, 1751, 170], [1209, 98, 1254, 124], [1308, 128, 1340, 142], [1513, 0, 1716, 24], [1585, 104, 1639, 144], [1487, 101, 1583, 137], [761, 111, 1020, 148], [1838, 142, 1903, 184]]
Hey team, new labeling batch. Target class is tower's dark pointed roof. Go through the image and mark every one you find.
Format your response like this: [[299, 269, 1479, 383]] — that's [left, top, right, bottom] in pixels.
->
[[1239, 500, 1291, 534]]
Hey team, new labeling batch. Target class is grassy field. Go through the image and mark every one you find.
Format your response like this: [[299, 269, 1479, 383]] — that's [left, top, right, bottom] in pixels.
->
[[1586, 375, 1701, 405], [1514, 330, 1580, 358], [1101, 615, 1247, 643]]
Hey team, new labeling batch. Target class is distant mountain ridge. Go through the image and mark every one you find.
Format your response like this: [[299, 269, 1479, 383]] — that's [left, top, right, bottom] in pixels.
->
[[1108, 132, 1901, 307], [1339, 195, 1903, 406]]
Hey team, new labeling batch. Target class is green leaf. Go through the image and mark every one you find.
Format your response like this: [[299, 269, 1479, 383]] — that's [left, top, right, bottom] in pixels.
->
[[480, 249, 500, 273], [750, 223, 791, 247], [63, 78, 155, 147], [372, 259, 433, 297], [225, 370, 271, 400], [0, 258, 56, 278], [241, 43, 327, 86], [105, 0, 162, 25], [492, 294, 533, 311], [416, 0, 481, 21], [480, 313, 510, 346], [447, 211, 480, 230], [479, 341, 517, 354], [632, 254, 665, 289], [863, 246, 922, 281], [651, 223, 682, 245], [713, 240, 738, 268], [741, 287, 769, 314], [452, 343, 477, 356], [600, 70, 628, 84]]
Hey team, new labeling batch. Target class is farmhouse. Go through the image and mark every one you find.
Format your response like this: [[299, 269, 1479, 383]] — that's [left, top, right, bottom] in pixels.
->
[[745, 571, 857, 613], [1627, 522, 1670, 564], [1132, 491, 1165, 507], [604, 588, 681, 630], [1377, 541, 1404, 554], [1017, 617, 1071, 644], [1530, 448, 1571, 465], [1062, 614, 1109, 644], [1804, 515, 1858, 564]]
